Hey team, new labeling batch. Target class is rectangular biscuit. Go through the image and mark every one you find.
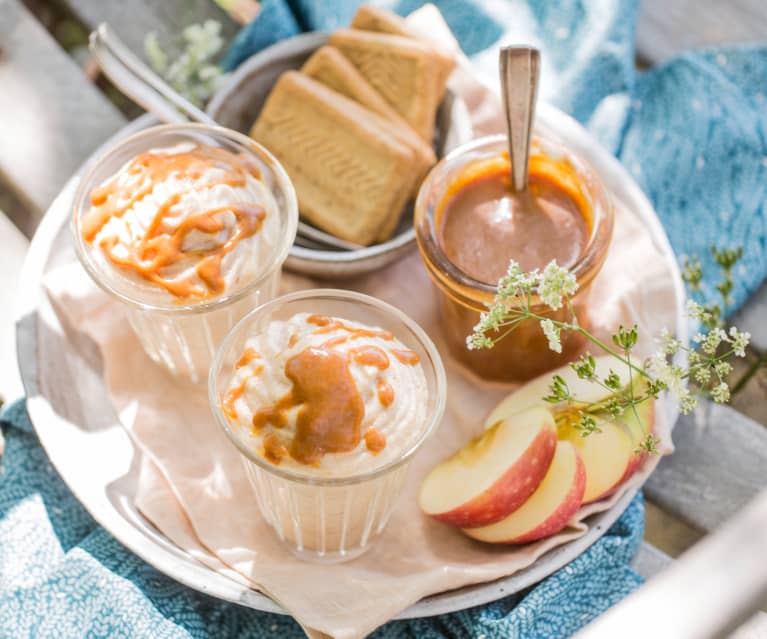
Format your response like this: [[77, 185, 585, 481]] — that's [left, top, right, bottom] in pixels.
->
[[251, 71, 419, 245], [329, 29, 446, 142], [302, 45, 407, 129], [350, 5, 457, 106], [351, 4, 413, 37], [302, 46, 435, 188]]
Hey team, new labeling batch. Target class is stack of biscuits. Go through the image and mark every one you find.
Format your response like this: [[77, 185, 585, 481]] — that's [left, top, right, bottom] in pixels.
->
[[250, 5, 456, 246]]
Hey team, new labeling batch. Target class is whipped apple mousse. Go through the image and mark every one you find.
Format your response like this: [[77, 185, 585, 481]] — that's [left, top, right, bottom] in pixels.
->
[[222, 312, 428, 477], [210, 290, 446, 561], [73, 124, 298, 383], [80, 143, 280, 305]]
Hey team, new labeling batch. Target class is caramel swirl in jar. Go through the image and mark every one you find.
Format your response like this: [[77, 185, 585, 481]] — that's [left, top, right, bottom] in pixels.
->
[[438, 152, 590, 282], [414, 138, 613, 382]]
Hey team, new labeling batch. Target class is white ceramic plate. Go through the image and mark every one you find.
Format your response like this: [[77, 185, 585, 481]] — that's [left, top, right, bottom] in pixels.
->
[[16, 105, 686, 619]]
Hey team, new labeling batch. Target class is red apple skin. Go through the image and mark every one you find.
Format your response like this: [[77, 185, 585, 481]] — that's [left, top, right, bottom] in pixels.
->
[[429, 427, 557, 528], [507, 451, 586, 544]]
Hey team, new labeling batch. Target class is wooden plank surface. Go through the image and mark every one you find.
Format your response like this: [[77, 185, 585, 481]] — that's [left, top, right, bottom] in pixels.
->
[[637, 0, 767, 65], [733, 281, 767, 352], [0, 0, 125, 219], [631, 542, 672, 579], [645, 402, 767, 533], [62, 0, 238, 59], [732, 612, 767, 639]]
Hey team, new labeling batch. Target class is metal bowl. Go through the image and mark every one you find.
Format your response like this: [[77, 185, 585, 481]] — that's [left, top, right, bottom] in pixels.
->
[[207, 32, 473, 278]]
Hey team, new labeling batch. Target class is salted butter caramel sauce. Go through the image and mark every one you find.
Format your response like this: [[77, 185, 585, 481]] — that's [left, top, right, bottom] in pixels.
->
[[228, 315, 420, 466], [438, 153, 590, 283], [81, 145, 266, 299]]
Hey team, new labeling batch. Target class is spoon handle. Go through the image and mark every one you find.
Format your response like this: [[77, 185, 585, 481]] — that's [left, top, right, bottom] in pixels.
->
[[499, 47, 540, 192]]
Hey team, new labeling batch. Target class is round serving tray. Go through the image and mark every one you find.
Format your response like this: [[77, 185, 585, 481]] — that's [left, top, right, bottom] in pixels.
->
[[16, 105, 686, 619]]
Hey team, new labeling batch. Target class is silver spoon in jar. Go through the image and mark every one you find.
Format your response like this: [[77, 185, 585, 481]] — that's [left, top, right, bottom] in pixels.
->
[[88, 24, 364, 252], [499, 46, 541, 191]]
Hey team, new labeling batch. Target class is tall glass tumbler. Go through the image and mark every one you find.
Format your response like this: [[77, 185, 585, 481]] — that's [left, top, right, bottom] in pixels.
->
[[209, 289, 447, 563], [72, 124, 298, 383]]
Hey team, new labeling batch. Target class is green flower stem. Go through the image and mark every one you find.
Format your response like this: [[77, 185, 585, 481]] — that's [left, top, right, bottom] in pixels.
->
[[559, 389, 654, 420], [521, 311, 651, 380]]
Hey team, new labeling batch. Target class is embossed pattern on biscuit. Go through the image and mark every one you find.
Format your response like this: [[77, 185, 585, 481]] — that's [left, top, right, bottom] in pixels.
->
[[252, 72, 417, 245], [329, 30, 435, 139], [302, 46, 406, 127]]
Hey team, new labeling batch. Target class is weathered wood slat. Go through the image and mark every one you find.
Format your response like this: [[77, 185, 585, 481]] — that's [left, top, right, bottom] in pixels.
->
[[733, 280, 767, 352], [631, 542, 672, 579], [637, 0, 767, 65], [0, 0, 126, 220], [731, 612, 767, 639], [0, 211, 28, 402], [576, 488, 767, 639], [645, 402, 767, 533], [63, 0, 239, 60]]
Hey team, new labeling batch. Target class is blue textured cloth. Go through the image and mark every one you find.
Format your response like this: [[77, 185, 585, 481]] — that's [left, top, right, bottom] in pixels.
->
[[4, 0, 767, 637], [1, 400, 644, 638]]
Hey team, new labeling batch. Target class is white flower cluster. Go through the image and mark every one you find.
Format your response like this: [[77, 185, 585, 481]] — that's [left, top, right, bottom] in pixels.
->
[[539, 262, 579, 310], [497, 261, 538, 298], [540, 319, 562, 353], [466, 252, 749, 432], [692, 325, 750, 358], [686, 300, 712, 323], [647, 352, 697, 414], [711, 381, 731, 403], [648, 308, 751, 412], [658, 328, 682, 355], [466, 304, 505, 350], [468, 259, 580, 350]]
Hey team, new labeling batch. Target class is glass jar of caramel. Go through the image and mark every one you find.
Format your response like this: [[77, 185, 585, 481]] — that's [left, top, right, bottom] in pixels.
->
[[414, 134, 613, 383]]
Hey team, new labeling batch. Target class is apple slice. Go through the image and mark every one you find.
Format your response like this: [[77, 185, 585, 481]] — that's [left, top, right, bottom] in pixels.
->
[[419, 407, 557, 527], [462, 441, 586, 544], [592, 399, 655, 504], [558, 419, 632, 504], [484, 356, 632, 430], [482, 356, 655, 504]]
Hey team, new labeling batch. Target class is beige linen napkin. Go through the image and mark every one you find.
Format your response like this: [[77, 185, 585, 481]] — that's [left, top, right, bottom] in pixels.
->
[[44, 8, 679, 638]]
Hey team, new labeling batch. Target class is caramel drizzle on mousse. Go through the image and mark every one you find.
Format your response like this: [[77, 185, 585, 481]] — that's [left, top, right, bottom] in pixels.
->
[[222, 360, 264, 420], [81, 145, 266, 300], [241, 316, 420, 466], [236, 347, 260, 369]]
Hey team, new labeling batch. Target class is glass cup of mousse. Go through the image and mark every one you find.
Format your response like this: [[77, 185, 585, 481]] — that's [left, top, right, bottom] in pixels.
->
[[209, 289, 447, 563], [414, 133, 614, 383], [72, 123, 298, 384]]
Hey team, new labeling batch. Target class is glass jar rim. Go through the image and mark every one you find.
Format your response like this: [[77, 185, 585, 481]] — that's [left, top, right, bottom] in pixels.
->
[[414, 133, 614, 301], [71, 122, 299, 315], [208, 288, 448, 486]]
